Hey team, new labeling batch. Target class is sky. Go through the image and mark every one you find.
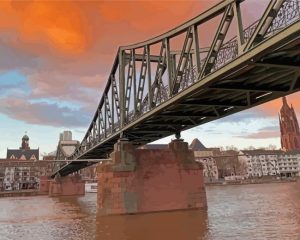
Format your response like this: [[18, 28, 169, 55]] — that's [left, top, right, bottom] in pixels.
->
[[0, 0, 299, 158]]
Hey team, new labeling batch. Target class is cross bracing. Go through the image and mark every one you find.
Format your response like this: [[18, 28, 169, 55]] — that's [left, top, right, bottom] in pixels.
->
[[53, 0, 300, 177]]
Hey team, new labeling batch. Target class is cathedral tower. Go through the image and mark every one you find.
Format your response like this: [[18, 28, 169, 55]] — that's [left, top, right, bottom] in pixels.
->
[[279, 97, 300, 151]]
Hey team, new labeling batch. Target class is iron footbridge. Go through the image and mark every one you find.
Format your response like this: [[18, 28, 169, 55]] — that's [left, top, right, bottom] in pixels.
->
[[53, 0, 300, 177]]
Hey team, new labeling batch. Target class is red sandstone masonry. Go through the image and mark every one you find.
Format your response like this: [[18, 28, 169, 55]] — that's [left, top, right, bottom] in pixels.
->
[[48, 175, 85, 197], [97, 139, 207, 215], [39, 176, 50, 194]]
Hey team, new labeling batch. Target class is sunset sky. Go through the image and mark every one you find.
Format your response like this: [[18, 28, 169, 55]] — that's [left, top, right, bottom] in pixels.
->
[[0, 0, 299, 158]]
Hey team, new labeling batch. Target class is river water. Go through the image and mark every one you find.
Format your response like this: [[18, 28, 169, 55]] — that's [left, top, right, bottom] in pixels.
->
[[0, 182, 299, 240]]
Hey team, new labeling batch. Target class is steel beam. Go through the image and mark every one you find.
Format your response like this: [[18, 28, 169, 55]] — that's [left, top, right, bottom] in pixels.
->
[[210, 85, 288, 92], [179, 100, 247, 107], [244, 0, 285, 51], [54, 0, 300, 177]]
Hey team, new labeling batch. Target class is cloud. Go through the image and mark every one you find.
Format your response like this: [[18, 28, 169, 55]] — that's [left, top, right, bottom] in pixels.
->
[[238, 131, 280, 139], [0, 97, 91, 128], [236, 124, 280, 139], [211, 92, 300, 127], [0, 1, 216, 125], [1, 0, 300, 131], [217, 111, 259, 123], [0, 70, 99, 127], [256, 94, 300, 117], [27, 71, 104, 107], [258, 125, 279, 131]]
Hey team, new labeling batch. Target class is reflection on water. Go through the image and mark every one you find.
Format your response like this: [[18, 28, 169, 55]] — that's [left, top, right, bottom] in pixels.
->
[[96, 210, 208, 240], [0, 182, 299, 240]]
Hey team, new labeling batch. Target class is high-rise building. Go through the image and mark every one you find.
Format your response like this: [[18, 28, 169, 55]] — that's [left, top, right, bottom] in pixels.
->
[[279, 97, 300, 151], [56, 131, 79, 160], [59, 131, 72, 141]]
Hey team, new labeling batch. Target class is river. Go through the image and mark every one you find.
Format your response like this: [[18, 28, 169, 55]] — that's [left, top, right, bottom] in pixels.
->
[[0, 182, 299, 240]]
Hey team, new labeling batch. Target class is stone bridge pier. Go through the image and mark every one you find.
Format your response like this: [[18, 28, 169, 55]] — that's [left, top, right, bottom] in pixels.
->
[[97, 139, 207, 215], [40, 175, 85, 197]]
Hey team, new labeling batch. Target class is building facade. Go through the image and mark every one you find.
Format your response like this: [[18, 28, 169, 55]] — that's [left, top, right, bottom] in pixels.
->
[[6, 134, 39, 161], [242, 149, 300, 178], [279, 97, 300, 151], [212, 149, 248, 179], [59, 131, 73, 141], [56, 131, 79, 160], [277, 150, 300, 177], [194, 150, 219, 182], [0, 160, 54, 191]]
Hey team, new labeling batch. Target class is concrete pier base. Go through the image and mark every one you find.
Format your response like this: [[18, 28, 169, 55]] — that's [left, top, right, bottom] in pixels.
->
[[97, 139, 207, 215], [48, 175, 85, 197]]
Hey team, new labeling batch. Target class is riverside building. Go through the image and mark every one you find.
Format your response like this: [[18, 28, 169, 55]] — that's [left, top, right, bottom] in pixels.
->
[[242, 149, 300, 178], [190, 138, 219, 182], [6, 134, 39, 161], [0, 134, 52, 191]]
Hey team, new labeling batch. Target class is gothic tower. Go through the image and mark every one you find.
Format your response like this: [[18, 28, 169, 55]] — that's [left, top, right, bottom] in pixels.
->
[[279, 97, 300, 151]]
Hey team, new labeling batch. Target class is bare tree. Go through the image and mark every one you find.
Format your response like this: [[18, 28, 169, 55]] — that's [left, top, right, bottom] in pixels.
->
[[243, 146, 256, 150], [225, 145, 239, 151], [266, 144, 278, 150]]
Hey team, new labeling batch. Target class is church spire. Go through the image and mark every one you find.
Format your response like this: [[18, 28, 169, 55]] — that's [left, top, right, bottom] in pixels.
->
[[282, 96, 288, 106], [279, 96, 300, 151]]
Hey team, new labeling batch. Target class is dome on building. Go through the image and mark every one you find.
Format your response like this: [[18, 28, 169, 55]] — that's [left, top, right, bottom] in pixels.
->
[[22, 134, 29, 141]]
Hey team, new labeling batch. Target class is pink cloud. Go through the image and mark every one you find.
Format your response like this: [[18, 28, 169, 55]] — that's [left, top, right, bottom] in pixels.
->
[[0, 97, 91, 127], [1, 0, 298, 129], [238, 131, 280, 139]]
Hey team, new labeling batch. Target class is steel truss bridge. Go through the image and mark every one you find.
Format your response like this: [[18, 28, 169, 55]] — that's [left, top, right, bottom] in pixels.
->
[[53, 0, 300, 177]]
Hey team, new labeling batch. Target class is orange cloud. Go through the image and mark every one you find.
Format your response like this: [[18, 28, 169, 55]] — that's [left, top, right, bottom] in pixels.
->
[[0, 1, 216, 58], [5, 0, 297, 128], [0, 0, 216, 101], [0, 0, 91, 56], [256, 93, 300, 117]]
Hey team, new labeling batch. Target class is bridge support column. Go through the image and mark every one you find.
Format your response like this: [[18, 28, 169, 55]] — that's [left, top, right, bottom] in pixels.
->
[[97, 139, 207, 215], [39, 176, 50, 194], [48, 174, 85, 197]]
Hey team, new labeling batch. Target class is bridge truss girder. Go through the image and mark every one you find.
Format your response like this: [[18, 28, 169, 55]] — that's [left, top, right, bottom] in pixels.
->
[[53, 0, 300, 177]]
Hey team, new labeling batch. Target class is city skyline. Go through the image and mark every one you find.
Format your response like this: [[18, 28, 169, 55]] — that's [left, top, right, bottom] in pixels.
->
[[1, 95, 299, 158], [0, 2, 299, 240], [1, 0, 300, 158]]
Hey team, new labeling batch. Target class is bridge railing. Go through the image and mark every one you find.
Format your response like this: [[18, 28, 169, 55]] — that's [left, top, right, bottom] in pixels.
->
[[70, 0, 300, 160]]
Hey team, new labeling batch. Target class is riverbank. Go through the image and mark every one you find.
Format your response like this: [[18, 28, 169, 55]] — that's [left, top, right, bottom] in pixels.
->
[[0, 190, 47, 198], [1, 179, 298, 197], [205, 178, 298, 186]]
